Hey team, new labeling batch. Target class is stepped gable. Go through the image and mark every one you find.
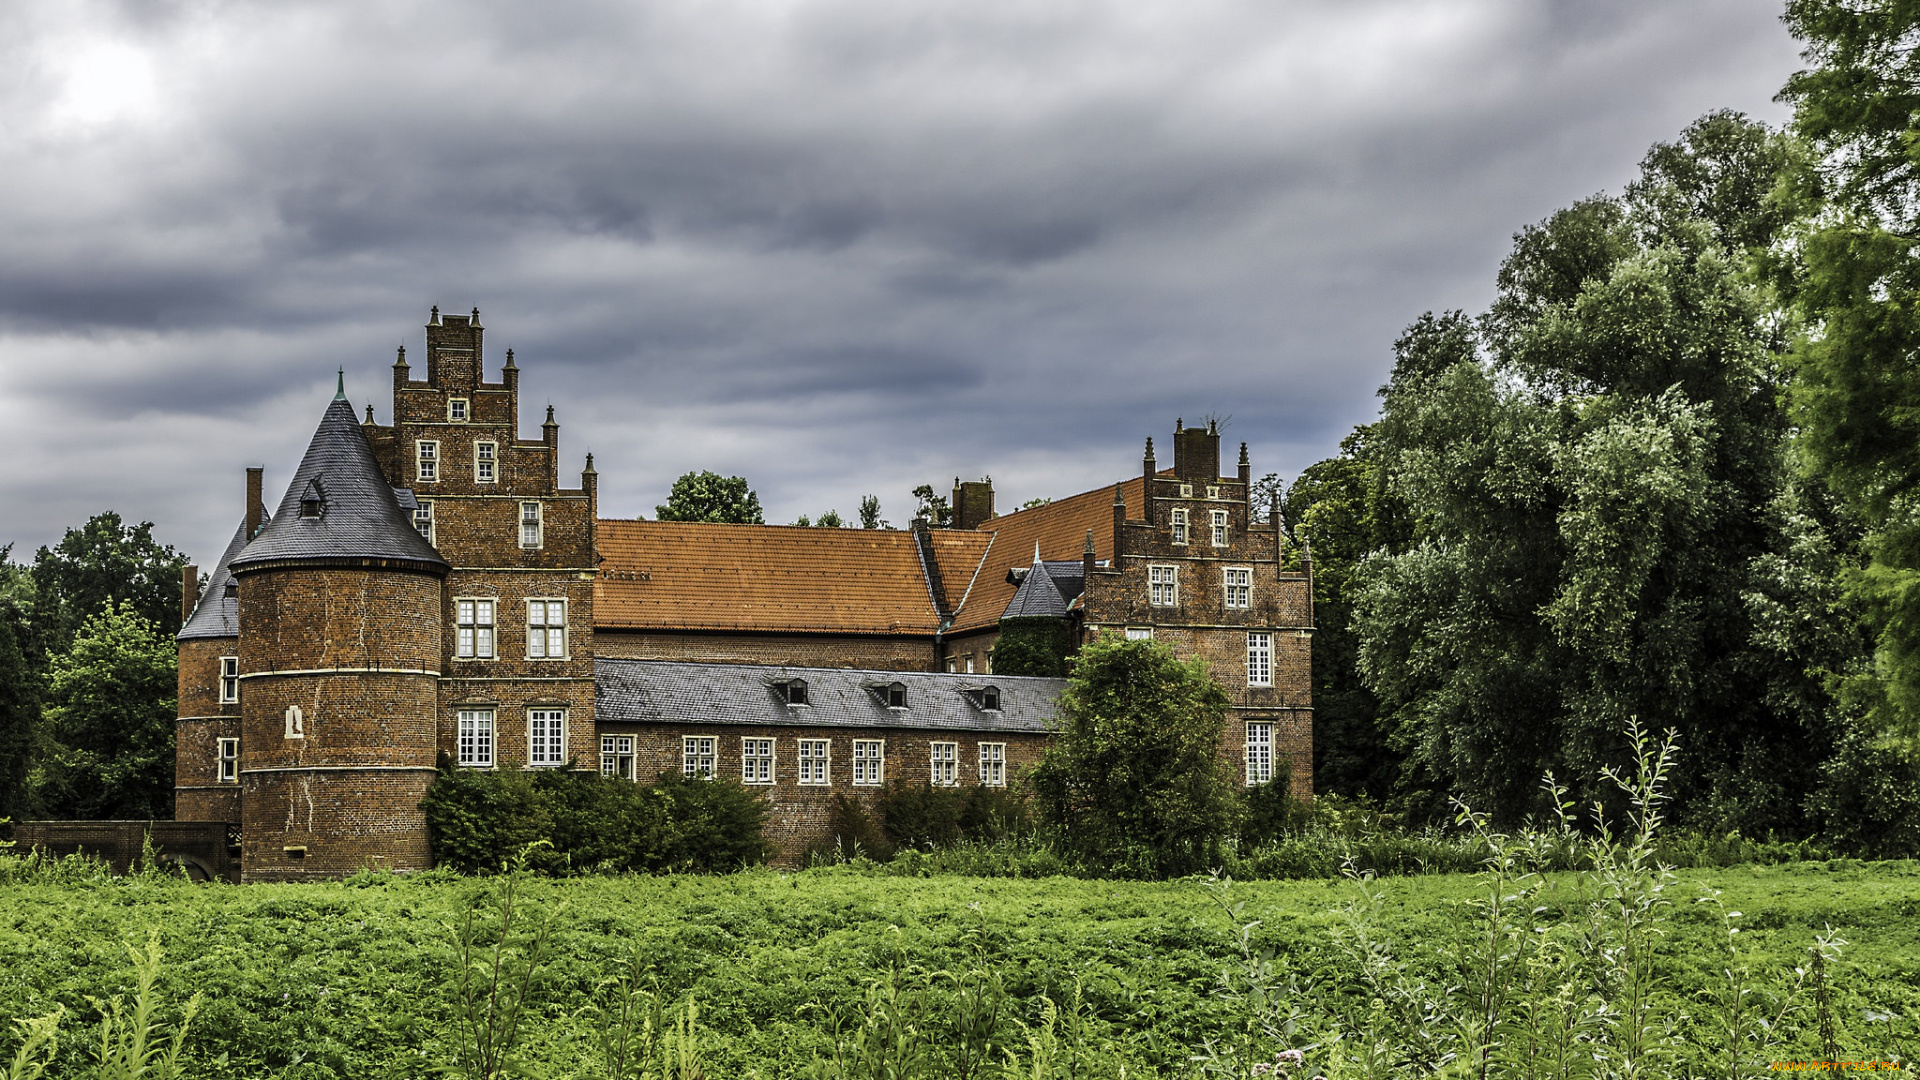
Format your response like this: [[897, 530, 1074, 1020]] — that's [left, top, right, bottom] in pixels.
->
[[947, 475, 1146, 633], [1001, 545, 1068, 620], [595, 520, 948, 635], [229, 394, 448, 574], [595, 658, 1063, 733], [178, 516, 264, 640]]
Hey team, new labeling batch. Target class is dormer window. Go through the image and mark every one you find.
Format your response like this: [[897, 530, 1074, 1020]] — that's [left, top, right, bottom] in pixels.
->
[[981, 687, 1001, 711], [782, 679, 809, 706], [448, 398, 469, 422], [298, 478, 326, 519], [886, 683, 906, 709]]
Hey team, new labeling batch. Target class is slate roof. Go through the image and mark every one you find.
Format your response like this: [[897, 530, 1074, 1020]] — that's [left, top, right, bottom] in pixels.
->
[[1002, 547, 1069, 619], [178, 517, 260, 640], [595, 521, 949, 634], [948, 476, 1148, 632], [229, 397, 448, 574], [595, 658, 1063, 734]]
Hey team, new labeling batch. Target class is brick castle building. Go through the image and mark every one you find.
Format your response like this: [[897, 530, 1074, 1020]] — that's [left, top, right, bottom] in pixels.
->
[[171, 309, 1313, 880]]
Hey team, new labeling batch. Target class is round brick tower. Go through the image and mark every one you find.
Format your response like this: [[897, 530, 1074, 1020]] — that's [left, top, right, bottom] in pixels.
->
[[228, 380, 449, 882]]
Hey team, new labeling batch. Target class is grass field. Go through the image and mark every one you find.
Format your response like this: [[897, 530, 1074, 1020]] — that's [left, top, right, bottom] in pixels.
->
[[1, 859, 1916, 1078]]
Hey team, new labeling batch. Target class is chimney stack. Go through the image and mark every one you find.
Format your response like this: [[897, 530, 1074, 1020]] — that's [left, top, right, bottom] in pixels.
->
[[1238, 441, 1251, 487], [1174, 420, 1221, 482], [952, 477, 995, 531], [181, 565, 198, 622], [246, 467, 264, 540]]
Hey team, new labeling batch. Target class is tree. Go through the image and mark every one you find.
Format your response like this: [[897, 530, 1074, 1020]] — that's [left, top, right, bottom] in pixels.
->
[[858, 495, 886, 530], [910, 485, 952, 527], [38, 600, 178, 820], [655, 471, 765, 524], [0, 550, 41, 819], [792, 510, 845, 528], [30, 511, 190, 656], [1027, 636, 1237, 877], [989, 617, 1072, 677]]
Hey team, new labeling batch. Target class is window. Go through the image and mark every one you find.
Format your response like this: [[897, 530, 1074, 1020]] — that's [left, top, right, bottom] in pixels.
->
[[782, 679, 809, 706], [930, 741, 958, 786], [964, 655, 975, 674], [1207, 485, 1220, 500], [1149, 565, 1178, 606], [852, 739, 884, 785], [475, 441, 496, 484], [417, 440, 439, 482], [529, 709, 566, 767], [284, 705, 304, 740], [979, 742, 1006, 787], [1179, 483, 1193, 497], [601, 735, 635, 780], [456, 599, 496, 659], [448, 398, 469, 422], [1224, 568, 1252, 609], [1247, 631, 1273, 687], [886, 683, 906, 709], [458, 709, 495, 767], [683, 736, 716, 779], [217, 737, 238, 783], [413, 500, 435, 544], [219, 656, 239, 703], [742, 737, 774, 784], [527, 599, 567, 659], [797, 739, 830, 785], [945, 656, 959, 673], [1170, 507, 1189, 545], [1125, 627, 1153, 641], [519, 502, 543, 548], [1212, 510, 1230, 547], [1246, 722, 1274, 785], [981, 686, 1001, 711]]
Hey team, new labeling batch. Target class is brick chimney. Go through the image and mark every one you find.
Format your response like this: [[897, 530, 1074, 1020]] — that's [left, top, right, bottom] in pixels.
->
[[952, 477, 995, 531], [1173, 418, 1221, 482], [246, 467, 264, 540], [181, 565, 198, 622]]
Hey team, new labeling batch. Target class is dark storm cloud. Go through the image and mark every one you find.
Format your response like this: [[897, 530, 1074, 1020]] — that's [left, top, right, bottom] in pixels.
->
[[0, 0, 1806, 563]]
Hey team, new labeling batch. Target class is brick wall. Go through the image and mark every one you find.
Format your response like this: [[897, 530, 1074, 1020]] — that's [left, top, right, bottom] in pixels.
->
[[603, 722, 1048, 862], [176, 637, 241, 822], [595, 630, 941, 672]]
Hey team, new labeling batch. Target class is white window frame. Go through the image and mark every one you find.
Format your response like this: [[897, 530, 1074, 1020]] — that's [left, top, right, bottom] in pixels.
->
[[526, 598, 567, 660], [1149, 564, 1178, 607], [1246, 722, 1274, 786], [979, 742, 1006, 787], [219, 656, 239, 704], [1170, 507, 1189, 545], [416, 440, 439, 483], [475, 441, 497, 484], [1212, 510, 1230, 547], [448, 398, 469, 422], [742, 737, 774, 785], [216, 737, 238, 783], [520, 501, 543, 548], [1247, 631, 1273, 688], [683, 736, 717, 779], [797, 738, 831, 785], [413, 499, 435, 545], [601, 735, 635, 780], [458, 709, 495, 768], [852, 739, 885, 786], [1224, 567, 1252, 610], [455, 598, 496, 660], [930, 741, 959, 786], [1125, 627, 1153, 641], [528, 709, 567, 768]]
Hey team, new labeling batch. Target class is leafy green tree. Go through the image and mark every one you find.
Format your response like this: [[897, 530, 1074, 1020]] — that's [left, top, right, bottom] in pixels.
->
[[989, 617, 1072, 677], [0, 562, 42, 819], [910, 484, 953, 527], [792, 510, 846, 528], [1354, 113, 1842, 828], [30, 512, 190, 656], [1028, 636, 1237, 876], [858, 495, 886, 530], [38, 601, 177, 820], [655, 471, 765, 524]]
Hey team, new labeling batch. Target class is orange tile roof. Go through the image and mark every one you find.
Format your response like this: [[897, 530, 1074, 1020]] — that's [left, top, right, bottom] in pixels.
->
[[595, 520, 945, 635], [923, 530, 997, 614], [947, 476, 1147, 633]]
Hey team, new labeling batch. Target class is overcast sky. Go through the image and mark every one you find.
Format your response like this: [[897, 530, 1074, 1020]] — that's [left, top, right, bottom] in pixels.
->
[[1, 0, 1805, 567]]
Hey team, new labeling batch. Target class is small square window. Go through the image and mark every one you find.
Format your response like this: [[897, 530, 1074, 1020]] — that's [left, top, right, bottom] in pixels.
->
[[456, 598, 496, 659], [1170, 508, 1189, 545], [783, 679, 809, 706], [519, 502, 543, 548], [886, 683, 906, 709], [413, 500, 435, 545], [527, 599, 567, 659], [1149, 565, 1178, 606], [742, 737, 774, 784], [417, 441, 439, 483], [1206, 485, 1220, 500], [930, 742, 958, 786], [475, 442, 497, 484], [1224, 568, 1252, 609], [852, 739, 884, 785], [1246, 722, 1274, 785], [216, 737, 238, 783], [1247, 631, 1273, 687], [458, 709, 495, 768], [448, 398, 469, 422], [529, 709, 566, 767], [684, 736, 716, 779], [1179, 483, 1193, 497], [979, 742, 1006, 787], [219, 656, 239, 703], [601, 735, 635, 780], [798, 739, 831, 785]]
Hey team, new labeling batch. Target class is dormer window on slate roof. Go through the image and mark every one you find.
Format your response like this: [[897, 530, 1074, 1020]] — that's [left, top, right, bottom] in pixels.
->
[[886, 683, 907, 709], [299, 478, 326, 519], [982, 687, 1001, 711], [780, 679, 809, 706]]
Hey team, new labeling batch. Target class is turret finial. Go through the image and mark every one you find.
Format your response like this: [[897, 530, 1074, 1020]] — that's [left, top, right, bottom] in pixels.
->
[[1083, 528, 1096, 555], [394, 343, 407, 367], [1239, 441, 1249, 465], [1144, 436, 1154, 458], [334, 368, 346, 401], [364, 404, 376, 425], [545, 404, 556, 425], [430, 305, 439, 324]]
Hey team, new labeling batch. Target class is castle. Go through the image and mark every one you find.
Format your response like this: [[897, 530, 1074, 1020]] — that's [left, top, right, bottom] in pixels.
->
[[170, 309, 1314, 880]]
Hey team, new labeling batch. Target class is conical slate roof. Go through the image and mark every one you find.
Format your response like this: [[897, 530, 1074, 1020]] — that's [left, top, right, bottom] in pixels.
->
[[229, 396, 448, 574], [1001, 545, 1068, 620], [178, 517, 261, 640]]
